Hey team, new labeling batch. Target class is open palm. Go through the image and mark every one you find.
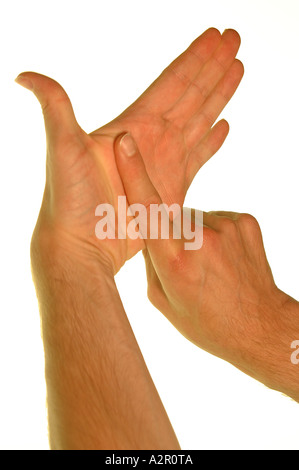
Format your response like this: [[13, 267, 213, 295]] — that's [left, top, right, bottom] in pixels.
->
[[91, 28, 244, 207], [17, 28, 243, 275]]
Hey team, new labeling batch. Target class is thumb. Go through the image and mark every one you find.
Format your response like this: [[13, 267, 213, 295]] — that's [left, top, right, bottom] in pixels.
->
[[114, 132, 183, 268], [15, 72, 81, 147]]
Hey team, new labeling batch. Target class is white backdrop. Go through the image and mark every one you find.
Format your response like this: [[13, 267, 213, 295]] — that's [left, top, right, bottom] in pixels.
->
[[1, 0, 299, 450]]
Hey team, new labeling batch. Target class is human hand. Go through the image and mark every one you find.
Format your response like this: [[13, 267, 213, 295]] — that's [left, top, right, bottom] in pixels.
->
[[115, 134, 299, 402], [15, 77, 180, 450], [17, 28, 243, 277], [15, 73, 144, 277], [16, 70, 185, 450], [91, 28, 244, 207]]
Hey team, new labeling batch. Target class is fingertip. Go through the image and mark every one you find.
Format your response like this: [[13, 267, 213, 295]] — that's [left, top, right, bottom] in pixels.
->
[[211, 118, 230, 148], [118, 132, 139, 158], [222, 118, 230, 130], [16, 72, 80, 140], [222, 29, 241, 46], [190, 27, 221, 56], [216, 119, 230, 142], [15, 77, 33, 91], [234, 58, 245, 77], [15, 72, 70, 104], [114, 132, 128, 158], [15, 71, 46, 91], [205, 27, 222, 41], [15, 72, 34, 91]]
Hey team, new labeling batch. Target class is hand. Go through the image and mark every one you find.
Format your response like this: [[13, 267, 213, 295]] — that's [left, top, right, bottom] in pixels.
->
[[92, 28, 243, 207], [15, 86, 180, 450], [16, 66, 187, 450], [115, 134, 299, 402], [16, 28, 243, 276], [16, 73, 143, 277]]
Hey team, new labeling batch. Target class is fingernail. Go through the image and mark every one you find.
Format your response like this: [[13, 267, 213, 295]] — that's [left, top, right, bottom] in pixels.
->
[[15, 74, 33, 91], [119, 133, 137, 157]]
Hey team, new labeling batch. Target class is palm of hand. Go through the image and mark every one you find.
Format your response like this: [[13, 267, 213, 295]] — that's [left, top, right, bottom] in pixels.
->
[[90, 28, 243, 207], [20, 28, 243, 275]]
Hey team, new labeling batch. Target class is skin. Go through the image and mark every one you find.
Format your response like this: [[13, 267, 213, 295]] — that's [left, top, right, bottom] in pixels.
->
[[16, 28, 244, 449], [115, 133, 299, 404], [91, 28, 244, 209], [31, 251, 180, 450], [16, 27, 243, 275]]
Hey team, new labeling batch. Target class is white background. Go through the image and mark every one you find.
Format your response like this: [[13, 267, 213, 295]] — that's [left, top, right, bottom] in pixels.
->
[[1, 0, 299, 450]]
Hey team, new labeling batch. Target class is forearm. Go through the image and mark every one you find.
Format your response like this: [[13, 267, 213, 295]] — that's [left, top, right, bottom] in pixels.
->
[[31, 235, 179, 450], [266, 294, 299, 402], [233, 291, 299, 403]]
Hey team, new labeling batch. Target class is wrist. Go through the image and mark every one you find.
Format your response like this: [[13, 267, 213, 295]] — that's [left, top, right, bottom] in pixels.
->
[[30, 222, 119, 323], [31, 219, 115, 283]]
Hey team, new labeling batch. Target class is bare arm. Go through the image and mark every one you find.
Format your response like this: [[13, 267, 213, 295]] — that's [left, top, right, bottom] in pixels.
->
[[16, 28, 243, 447], [31, 235, 179, 450], [17, 71, 179, 450], [115, 133, 299, 404]]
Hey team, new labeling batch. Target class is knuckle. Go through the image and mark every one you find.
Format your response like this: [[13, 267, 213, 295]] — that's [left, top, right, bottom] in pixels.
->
[[237, 213, 260, 232], [219, 217, 238, 234], [42, 89, 69, 115], [168, 248, 186, 273], [41, 100, 51, 115], [142, 195, 162, 213], [202, 226, 220, 250]]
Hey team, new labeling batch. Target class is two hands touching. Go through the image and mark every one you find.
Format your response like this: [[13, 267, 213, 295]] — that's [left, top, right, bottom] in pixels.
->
[[16, 28, 299, 450]]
